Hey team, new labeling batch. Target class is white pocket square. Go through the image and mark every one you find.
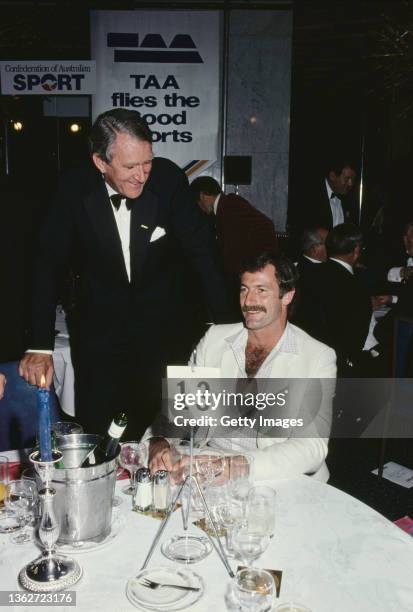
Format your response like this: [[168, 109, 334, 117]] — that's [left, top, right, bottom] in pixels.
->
[[150, 226, 166, 243]]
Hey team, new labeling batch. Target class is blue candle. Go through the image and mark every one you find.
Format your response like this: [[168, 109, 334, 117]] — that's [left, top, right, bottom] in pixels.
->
[[37, 385, 52, 462]]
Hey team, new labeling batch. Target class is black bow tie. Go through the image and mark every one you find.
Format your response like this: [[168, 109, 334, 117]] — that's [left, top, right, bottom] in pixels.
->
[[330, 192, 342, 200], [110, 194, 132, 211]]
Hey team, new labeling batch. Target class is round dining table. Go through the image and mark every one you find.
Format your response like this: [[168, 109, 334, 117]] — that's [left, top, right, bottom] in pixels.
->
[[0, 470, 412, 612]]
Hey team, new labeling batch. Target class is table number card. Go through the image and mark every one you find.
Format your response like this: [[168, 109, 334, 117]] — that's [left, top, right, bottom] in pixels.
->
[[166, 365, 221, 422]]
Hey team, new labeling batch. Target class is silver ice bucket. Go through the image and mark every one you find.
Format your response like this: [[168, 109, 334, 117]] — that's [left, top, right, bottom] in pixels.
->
[[52, 433, 119, 544]]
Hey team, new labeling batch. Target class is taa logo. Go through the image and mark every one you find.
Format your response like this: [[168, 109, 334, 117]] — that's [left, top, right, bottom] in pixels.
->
[[107, 33, 203, 64]]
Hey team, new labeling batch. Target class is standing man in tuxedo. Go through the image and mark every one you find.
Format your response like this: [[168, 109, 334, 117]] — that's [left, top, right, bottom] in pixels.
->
[[19, 109, 230, 436], [311, 158, 358, 230]]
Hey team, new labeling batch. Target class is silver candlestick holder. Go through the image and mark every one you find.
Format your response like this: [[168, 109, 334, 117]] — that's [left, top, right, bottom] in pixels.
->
[[18, 450, 82, 592]]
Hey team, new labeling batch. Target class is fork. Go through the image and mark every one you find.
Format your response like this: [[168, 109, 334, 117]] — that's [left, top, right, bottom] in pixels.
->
[[140, 578, 200, 592]]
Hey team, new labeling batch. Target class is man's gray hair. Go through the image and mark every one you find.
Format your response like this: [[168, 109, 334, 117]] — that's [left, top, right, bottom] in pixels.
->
[[301, 228, 325, 254], [89, 108, 153, 163]]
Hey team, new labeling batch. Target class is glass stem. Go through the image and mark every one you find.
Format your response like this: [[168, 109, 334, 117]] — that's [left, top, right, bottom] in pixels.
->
[[226, 526, 234, 552], [130, 469, 137, 492]]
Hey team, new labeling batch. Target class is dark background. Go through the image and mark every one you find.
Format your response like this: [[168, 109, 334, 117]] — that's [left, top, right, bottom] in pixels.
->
[[1, 0, 413, 233]]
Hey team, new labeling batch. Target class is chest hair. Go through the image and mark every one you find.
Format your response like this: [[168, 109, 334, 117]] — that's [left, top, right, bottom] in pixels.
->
[[245, 343, 272, 377]]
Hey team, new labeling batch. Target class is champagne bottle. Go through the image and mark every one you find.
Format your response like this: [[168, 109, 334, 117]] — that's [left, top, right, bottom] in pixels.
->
[[81, 412, 127, 467]]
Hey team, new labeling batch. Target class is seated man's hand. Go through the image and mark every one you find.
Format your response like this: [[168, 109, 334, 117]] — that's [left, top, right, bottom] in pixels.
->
[[0, 373, 6, 400], [148, 437, 173, 475], [19, 353, 54, 388]]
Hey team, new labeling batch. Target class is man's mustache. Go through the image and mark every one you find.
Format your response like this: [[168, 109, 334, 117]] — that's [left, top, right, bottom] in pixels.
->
[[242, 305, 267, 313]]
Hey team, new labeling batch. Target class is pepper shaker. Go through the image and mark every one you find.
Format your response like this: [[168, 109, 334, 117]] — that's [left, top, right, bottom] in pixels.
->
[[153, 469, 170, 512]]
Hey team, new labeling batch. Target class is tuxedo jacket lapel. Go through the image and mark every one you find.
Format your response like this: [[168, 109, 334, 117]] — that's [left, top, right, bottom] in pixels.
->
[[129, 187, 158, 282], [84, 177, 128, 283]]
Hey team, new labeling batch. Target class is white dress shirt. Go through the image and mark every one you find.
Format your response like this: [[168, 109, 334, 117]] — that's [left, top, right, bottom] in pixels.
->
[[325, 179, 344, 227], [106, 184, 131, 282]]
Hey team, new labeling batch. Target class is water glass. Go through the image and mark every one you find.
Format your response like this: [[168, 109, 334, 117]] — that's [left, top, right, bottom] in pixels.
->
[[21, 468, 40, 523], [5, 479, 37, 544], [232, 525, 270, 566], [247, 486, 276, 537], [234, 568, 275, 612]]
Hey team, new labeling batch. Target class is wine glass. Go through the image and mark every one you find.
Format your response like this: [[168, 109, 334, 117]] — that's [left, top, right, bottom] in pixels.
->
[[234, 567, 275, 612], [216, 500, 244, 554], [5, 479, 38, 544], [118, 442, 146, 495], [232, 525, 270, 567]]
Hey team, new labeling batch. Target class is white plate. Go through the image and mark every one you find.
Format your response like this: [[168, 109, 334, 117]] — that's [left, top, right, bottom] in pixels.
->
[[126, 566, 204, 611], [55, 508, 125, 554]]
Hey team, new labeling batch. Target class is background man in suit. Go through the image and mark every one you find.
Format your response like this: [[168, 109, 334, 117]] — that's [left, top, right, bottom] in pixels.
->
[[190, 175, 278, 317], [386, 221, 413, 285], [321, 224, 374, 376], [189, 176, 278, 274], [148, 253, 336, 481], [293, 227, 328, 340], [19, 109, 231, 437]]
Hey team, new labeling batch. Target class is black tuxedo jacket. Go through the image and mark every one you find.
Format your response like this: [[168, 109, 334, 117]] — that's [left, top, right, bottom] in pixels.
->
[[29, 158, 230, 353], [292, 256, 327, 341], [319, 259, 372, 369]]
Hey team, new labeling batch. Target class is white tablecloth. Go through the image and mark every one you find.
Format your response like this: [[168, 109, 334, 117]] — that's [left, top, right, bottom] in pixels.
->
[[0, 474, 412, 612]]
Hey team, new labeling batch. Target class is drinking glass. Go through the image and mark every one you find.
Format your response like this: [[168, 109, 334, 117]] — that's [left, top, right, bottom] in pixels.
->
[[216, 500, 244, 553], [0, 455, 8, 506], [51, 421, 83, 435], [232, 525, 270, 567], [119, 442, 147, 495], [228, 454, 254, 520], [246, 486, 276, 537], [20, 468, 40, 524], [234, 567, 275, 612], [195, 450, 225, 488], [5, 479, 37, 544]]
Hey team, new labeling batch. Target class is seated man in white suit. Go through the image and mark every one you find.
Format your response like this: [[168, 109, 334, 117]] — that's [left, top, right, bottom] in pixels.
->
[[148, 253, 336, 481]]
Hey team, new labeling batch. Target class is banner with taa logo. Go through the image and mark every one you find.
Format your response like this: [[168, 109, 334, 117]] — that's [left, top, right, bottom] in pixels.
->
[[0, 61, 96, 95], [90, 10, 221, 172]]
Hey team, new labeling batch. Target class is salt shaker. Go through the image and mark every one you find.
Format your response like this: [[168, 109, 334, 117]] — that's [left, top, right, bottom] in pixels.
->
[[134, 467, 152, 511], [153, 469, 170, 512]]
